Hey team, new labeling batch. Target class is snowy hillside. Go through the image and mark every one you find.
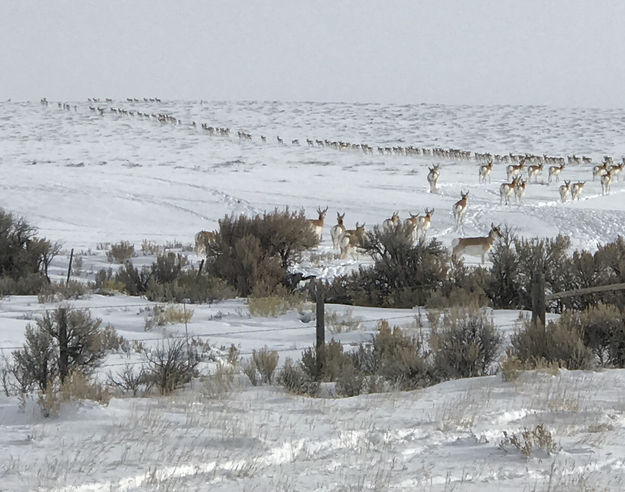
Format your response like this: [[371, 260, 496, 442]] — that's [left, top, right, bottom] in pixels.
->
[[1, 99, 625, 490]]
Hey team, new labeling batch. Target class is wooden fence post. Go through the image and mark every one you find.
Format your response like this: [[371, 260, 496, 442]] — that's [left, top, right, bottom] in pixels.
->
[[66, 248, 74, 287], [315, 280, 325, 349], [531, 272, 546, 328]]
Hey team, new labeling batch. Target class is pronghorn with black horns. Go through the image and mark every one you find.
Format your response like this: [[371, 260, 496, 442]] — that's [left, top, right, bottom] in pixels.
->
[[451, 223, 502, 264], [308, 206, 328, 241], [427, 164, 441, 193], [330, 212, 346, 249]]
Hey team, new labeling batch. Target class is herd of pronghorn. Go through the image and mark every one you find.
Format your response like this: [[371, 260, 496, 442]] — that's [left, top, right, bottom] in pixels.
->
[[42, 98, 624, 265]]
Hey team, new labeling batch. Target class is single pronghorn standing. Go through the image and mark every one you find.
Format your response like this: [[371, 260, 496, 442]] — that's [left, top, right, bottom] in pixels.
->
[[571, 181, 585, 200], [559, 180, 572, 203], [427, 164, 441, 193], [478, 160, 493, 184], [451, 223, 503, 264], [506, 160, 526, 181], [308, 206, 328, 241], [601, 169, 614, 195], [383, 211, 401, 231], [330, 212, 346, 249], [548, 162, 565, 183], [452, 191, 469, 226], [340, 223, 366, 259], [500, 176, 520, 205], [405, 213, 420, 242], [514, 179, 527, 205], [527, 162, 544, 183], [608, 162, 624, 182], [416, 208, 434, 240], [593, 161, 609, 181]]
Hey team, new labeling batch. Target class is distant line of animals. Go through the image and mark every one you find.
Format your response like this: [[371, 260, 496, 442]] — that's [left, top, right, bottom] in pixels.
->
[[43, 98, 619, 171]]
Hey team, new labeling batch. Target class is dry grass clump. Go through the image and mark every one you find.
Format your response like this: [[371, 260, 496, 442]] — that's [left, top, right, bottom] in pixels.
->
[[242, 347, 279, 386], [106, 241, 135, 263], [499, 424, 559, 457], [247, 286, 306, 317], [508, 315, 594, 371], [37, 280, 89, 303], [326, 308, 361, 334], [144, 304, 193, 331]]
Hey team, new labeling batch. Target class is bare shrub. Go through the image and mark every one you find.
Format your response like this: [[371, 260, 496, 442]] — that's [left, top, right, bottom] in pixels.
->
[[0, 208, 61, 289], [207, 209, 319, 296], [106, 241, 135, 263], [509, 315, 593, 370], [340, 227, 451, 307], [201, 363, 235, 398], [578, 303, 625, 366], [107, 364, 153, 396], [242, 359, 259, 386], [277, 358, 319, 396], [499, 424, 559, 457], [429, 307, 502, 379], [325, 308, 361, 334], [37, 280, 88, 303], [143, 338, 199, 395], [98, 324, 130, 352], [13, 307, 105, 392], [335, 363, 364, 397], [370, 320, 432, 390], [301, 339, 353, 382]]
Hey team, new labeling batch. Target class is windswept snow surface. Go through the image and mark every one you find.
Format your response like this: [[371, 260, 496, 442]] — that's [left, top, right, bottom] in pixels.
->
[[1, 100, 625, 490]]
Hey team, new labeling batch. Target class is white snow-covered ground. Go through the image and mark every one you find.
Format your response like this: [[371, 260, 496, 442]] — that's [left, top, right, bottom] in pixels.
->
[[1, 100, 625, 490]]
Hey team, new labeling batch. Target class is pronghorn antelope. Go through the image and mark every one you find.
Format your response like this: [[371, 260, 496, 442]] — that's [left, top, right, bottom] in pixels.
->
[[451, 223, 502, 264], [527, 162, 544, 183], [593, 161, 609, 180], [427, 164, 441, 193], [405, 213, 420, 242], [499, 176, 520, 205], [559, 180, 572, 203], [548, 162, 565, 183], [330, 212, 346, 249], [608, 162, 624, 182], [514, 179, 527, 205], [416, 208, 434, 240], [601, 169, 614, 195], [571, 181, 585, 200], [383, 211, 401, 231], [340, 223, 366, 259], [194, 230, 217, 256], [452, 191, 469, 226], [308, 206, 328, 241], [478, 160, 493, 184], [506, 160, 526, 181]]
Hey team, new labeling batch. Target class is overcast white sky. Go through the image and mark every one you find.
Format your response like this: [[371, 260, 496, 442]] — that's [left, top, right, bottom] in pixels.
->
[[2, 0, 625, 108]]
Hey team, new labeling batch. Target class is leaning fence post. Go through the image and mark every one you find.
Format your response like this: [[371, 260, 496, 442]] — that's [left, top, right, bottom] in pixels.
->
[[66, 248, 74, 287], [315, 280, 325, 349], [531, 271, 546, 328]]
